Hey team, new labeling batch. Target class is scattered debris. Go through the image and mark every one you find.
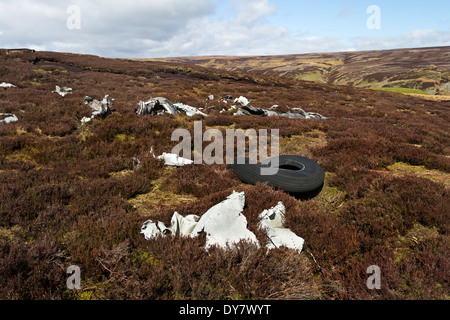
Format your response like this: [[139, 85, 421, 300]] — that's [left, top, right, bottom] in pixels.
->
[[156, 152, 193, 166], [52, 85, 72, 97], [241, 105, 266, 116], [81, 95, 113, 123], [141, 191, 304, 253], [235, 104, 328, 119], [221, 95, 233, 101], [134, 94, 325, 118], [173, 102, 208, 117], [0, 113, 18, 123], [258, 202, 304, 253], [228, 96, 328, 119], [136, 97, 176, 116], [136, 97, 207, 117], [0, 82, 16, 88], [141, 191, 258, 250], [234, 96, 250, 107]]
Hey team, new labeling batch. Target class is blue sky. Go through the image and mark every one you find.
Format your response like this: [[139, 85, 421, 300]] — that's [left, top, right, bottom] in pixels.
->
[[0, 0, 449, 57]]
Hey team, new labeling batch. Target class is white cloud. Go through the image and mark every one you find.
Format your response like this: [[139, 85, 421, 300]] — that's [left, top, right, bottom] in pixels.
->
[[0, 0, 215, 56], [0, 1, 448, 58], [235, 0, 276, 24], [353, 29, 450, 50]]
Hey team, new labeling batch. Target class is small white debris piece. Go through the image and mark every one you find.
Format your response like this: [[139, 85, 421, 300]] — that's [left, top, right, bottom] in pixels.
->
[[234, 96, 250, 107], [80, 116, 92, 124], [258, 202, 304, 253], [53, 85, 72, 97], [173, 102, 208, 117], [140, 220, 171, 240], [207, 94, 214, 100], [0, 113, 18, 123], [0, 82, 16, 88], [156, 152, 193, 166], [171, 212, 200, 237], [191, 191, 259, 250]]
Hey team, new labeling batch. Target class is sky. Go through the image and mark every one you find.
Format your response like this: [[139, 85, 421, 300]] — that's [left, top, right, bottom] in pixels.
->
[[0, 0, 449, 58]]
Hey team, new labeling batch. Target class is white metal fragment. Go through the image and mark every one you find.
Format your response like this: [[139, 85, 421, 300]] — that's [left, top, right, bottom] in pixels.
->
[[171, 212, 200, 237], [141, 220, 171, 240], [191, 191, 259, 250], [53, 85, 73, 97], [156, 152, 193, 166], [0, 113, 18, 123], [0, 82, 16, 88], [173, 102, 208, 117], [141, 193, 305, 254], [234, 96, 250, 107], [258, 201, 304, 253]]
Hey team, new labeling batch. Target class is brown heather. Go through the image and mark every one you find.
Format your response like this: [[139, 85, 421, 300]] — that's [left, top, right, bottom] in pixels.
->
[[0, 49, 448, 300]]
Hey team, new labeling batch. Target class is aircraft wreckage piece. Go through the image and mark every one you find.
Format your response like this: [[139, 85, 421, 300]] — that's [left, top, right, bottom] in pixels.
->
[[235, 105, 328, 119], [0, 82, 16, 88], [173, 102, 208, 117], [52, 85, 72, 97], [190, 191, 258, 250], [234, 96, 250, 107], [229, 96, 328, 119], [136, 97, 207, 117], [140, 191, 304, 253], [258, 201, 304, 253], [156, 152, 193, 166], [0, 113, 18, 123], [136, 97, 176, 115], [81, 95, 113, 123]]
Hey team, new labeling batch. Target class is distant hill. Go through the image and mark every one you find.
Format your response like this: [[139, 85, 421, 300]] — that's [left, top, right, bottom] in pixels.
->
[[149, 46, 450, 97]]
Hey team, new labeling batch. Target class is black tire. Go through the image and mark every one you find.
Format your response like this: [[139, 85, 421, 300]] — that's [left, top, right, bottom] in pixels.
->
[[228, 155, 325, 197]]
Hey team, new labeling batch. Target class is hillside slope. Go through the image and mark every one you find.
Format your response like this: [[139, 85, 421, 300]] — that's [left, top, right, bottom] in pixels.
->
[[150, 46, 450, 97], [0, 49, 449, 300]]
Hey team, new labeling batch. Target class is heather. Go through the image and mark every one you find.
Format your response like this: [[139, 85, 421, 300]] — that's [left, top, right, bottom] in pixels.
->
[[0, 49, 448, 300]]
